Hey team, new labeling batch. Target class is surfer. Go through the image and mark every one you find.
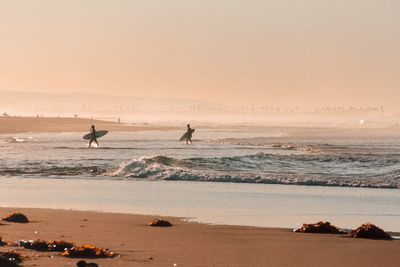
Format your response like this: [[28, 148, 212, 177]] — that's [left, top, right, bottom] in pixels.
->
[[185, 124, 193, 144], [179, 124, 195, 144], [88, 125, 99, 148]]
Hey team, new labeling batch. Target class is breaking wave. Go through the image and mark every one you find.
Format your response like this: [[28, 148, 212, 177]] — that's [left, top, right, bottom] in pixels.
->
[[2, 152, 399, 189], [108, 154, 400, 189]]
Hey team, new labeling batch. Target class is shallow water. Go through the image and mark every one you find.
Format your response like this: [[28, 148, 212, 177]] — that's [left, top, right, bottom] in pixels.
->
[[0, 126, 399, 230]]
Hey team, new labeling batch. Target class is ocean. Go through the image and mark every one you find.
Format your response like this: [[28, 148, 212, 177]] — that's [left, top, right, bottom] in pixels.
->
[[1, 126, 399, 231]]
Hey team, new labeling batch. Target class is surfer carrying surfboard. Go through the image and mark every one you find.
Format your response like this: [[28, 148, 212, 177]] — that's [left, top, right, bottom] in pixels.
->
[[184, 124, 194, 144], [88, 125, 99, 148], [179, 124, 195, 144]]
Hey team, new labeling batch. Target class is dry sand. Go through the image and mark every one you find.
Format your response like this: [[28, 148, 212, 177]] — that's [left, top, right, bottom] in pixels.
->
[[0, 208, 399, 267], [0, 117, 174, 134]]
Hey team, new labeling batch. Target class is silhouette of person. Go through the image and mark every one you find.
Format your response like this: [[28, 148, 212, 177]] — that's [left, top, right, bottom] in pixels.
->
[[89, 125, 99, 148], [186, 124, 193, 144]]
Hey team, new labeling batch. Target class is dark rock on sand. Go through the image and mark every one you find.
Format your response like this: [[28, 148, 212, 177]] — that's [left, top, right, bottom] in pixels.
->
[[76, 260, 99, 267], [148, 219, 173, 227], [0, 257, 19, 267], [0, 251, 22, 267], [2, 213, 29, 223], [295, 221, 346, 234], [347, 223, 393, 240]]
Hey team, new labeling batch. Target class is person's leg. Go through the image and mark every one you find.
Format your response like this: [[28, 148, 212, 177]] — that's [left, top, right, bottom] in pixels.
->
[[89, 140, 93, 148], [94, 138, 99, 147], [188, 137, 192, 144]]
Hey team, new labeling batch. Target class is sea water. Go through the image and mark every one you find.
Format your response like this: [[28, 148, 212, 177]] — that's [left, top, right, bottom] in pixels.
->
[[0, 126, 399, 231]]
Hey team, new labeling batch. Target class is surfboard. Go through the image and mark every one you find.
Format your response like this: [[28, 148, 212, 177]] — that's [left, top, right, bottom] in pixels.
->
[[83, 130, 109, 140], [179, 129, 195, 141]]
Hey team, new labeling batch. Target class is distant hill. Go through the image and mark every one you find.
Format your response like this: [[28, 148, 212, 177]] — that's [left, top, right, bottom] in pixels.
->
[[0, 90, 227, 116], [0, 90, 392, 125]]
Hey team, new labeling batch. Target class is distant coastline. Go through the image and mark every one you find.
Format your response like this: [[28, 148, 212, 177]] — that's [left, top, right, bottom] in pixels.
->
[[0, 116, 175, 134]]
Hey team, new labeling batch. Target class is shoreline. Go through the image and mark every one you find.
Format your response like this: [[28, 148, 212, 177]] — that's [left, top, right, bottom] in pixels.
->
[[1, 177, 399, 232], [0, 207, 399, 266], [2, 205, 400, 237]]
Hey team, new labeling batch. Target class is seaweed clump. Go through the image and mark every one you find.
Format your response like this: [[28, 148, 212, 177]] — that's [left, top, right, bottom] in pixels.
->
[[48, 240, 76, 252], [20, 240, 115, 258], [347, 223, 393, 240], [20, 239, 48, 251], [295, 221, 346, 234], [62, 244, 115, 258], [2, 213, 29, 223], [20, 239, 75, 252], [148, 219, 173, 227]]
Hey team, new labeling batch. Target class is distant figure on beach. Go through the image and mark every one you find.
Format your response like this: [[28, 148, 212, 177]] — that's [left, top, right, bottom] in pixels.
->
[[89, 125, 99, 148], [179, 124, 195, 144]]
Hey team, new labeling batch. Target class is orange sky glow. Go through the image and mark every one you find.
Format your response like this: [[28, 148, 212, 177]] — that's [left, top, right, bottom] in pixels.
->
[[0, 0, 399, 110]]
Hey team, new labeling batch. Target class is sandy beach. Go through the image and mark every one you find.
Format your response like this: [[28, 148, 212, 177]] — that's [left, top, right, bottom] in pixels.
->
[[0, 207, 399, 267], [0, 117, 173, 134]]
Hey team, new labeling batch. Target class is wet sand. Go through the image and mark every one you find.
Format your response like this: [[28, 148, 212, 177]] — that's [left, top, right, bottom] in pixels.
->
[[0, 117, 173, 134], [0, 208, 399, 266]]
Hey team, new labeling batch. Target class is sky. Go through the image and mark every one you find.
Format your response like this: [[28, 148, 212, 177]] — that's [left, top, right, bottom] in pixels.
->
[[0, 0, 399, 110]]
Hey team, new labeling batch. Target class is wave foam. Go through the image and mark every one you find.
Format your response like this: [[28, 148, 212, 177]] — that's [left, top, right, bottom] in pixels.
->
[[108, 154, 400, 189]]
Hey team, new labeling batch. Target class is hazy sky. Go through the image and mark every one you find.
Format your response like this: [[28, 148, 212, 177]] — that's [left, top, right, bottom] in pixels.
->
[[0, 0, 399, 109]]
